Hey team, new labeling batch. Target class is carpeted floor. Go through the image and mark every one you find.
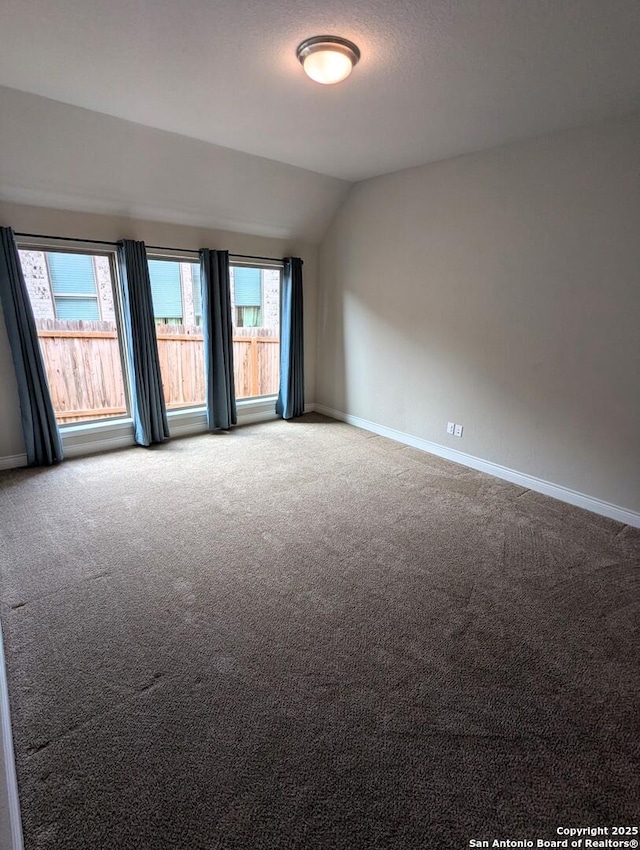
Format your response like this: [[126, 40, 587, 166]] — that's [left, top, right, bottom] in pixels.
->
[[0, 413, 638, 850]]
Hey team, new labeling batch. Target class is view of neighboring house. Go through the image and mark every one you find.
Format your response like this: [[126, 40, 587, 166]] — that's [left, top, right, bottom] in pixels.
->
[[19, 250, 280, 330]]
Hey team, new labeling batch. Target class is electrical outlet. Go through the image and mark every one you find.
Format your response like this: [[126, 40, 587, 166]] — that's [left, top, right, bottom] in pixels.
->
[[446, 421, 455, 435], [454, 423, 463, 437]]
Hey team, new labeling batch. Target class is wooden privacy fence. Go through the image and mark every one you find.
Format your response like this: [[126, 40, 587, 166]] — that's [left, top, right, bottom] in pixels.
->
[[36, 320, 127, 423], [36, 320, 280, 423], [231, 328, 280, 400]]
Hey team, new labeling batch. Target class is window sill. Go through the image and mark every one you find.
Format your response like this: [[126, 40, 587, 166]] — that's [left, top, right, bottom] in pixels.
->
[[61, 416, 135, 459], [168, 396, 278, 438], [60, 415, 133, 436], [60, 397, 279, 459]]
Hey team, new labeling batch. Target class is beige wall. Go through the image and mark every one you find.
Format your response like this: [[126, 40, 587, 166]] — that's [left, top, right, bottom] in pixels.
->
[[0, 201, 318, 461], [317, 113, 640, 514]]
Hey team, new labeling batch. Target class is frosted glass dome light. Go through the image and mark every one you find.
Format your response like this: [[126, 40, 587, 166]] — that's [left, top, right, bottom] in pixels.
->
[[296, 36, 361, 85]]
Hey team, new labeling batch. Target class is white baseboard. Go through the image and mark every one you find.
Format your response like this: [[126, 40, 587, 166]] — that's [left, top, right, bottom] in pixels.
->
[[314, 404, 640, 529], [3, 403, 636, 528], [0, 620, 24, 850], [0, 455, 27, 472]]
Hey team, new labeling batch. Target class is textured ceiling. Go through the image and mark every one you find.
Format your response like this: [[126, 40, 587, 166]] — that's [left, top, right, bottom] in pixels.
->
[[1, 0, 639, 181]]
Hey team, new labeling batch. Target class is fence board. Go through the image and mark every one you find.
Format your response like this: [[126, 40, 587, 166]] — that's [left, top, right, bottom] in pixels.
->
[[36, 320, 126, 423]]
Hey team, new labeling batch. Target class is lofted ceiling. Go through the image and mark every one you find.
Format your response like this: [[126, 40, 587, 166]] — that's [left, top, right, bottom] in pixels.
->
[[1, 0, 639, 183]]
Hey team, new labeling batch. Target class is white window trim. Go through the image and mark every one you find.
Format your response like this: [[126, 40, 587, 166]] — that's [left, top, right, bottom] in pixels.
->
[[146, 248, 198, 263], [16, 235, 116, 253], [230, 256, 284, 271]]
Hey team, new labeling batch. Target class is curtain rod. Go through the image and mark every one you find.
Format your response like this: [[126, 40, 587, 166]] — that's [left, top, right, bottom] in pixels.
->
[[15, 232, 119, 247], [14, 233, 287, 264]]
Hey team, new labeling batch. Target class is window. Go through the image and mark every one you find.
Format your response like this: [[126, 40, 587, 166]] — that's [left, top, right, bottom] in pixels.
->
[[146, 260, 280, 406], [147, 258, 204, 409], [148, 259, 183, 325], [233, 267, 262, 328], [18, 247, 129, 425], [230, 264, 280, 399], [48, 252, 101, 320]]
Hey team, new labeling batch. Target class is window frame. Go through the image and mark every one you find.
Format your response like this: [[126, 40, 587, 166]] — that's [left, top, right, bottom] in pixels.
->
[[16, 236, 133, 429], [230, 258, 282, 402], [145, 253, 284, 408], [146, 250, 205, 412]]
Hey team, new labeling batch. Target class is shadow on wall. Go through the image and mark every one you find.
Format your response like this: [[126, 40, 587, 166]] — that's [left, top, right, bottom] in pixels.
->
[[315, 120, 640, 511]]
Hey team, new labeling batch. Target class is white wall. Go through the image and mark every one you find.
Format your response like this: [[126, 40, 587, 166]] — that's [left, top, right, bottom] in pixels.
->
[[0, 201, 318, 463], [317, 113, 640, 515]]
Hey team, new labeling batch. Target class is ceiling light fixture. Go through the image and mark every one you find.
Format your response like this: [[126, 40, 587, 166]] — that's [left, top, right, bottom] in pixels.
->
[[296, 35, 361, 85]]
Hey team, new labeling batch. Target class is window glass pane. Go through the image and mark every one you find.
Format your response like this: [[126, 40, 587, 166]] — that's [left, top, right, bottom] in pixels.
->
[[234, 267, 261, 306], [55, 296, 100, 321], [230, 266, 280, 400], [235, 306, 261, 328], [148, 259, 183, 322], [18, 249, 128, 425], [48, 252, 97, 295], [148, 259, 205, 410]]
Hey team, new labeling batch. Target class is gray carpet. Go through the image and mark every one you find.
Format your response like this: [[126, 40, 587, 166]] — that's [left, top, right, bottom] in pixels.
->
[[0, 413, 638, 850]]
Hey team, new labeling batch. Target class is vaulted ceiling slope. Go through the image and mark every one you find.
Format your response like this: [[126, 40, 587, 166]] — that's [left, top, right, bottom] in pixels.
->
[[1, 0, 639, 183], [0, 86, 350, 243]]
